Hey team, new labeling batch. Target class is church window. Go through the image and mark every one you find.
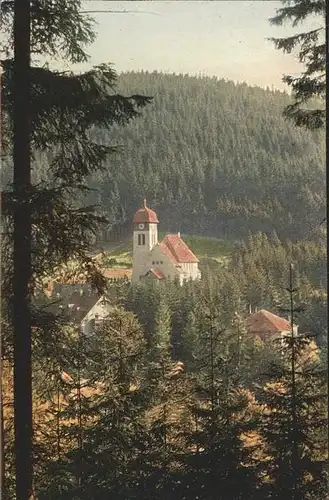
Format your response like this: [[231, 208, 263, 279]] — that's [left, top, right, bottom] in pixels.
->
[[138, 234, 146, 245], [160, 261, 163, 264]]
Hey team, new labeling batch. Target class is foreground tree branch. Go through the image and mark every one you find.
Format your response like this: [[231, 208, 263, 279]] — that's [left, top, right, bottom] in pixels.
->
[[270, 0, 325, 129]]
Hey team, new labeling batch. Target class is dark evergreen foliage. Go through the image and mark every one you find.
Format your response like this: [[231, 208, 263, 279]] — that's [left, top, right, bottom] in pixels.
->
[[257, 340, 327, 499], [270, 0, 325, 129], [0, 1, 151, 496]]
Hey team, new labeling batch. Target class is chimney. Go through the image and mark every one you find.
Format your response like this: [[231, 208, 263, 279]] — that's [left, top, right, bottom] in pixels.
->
[[249, 304, 252, 315], [178, 231, 180, 238]]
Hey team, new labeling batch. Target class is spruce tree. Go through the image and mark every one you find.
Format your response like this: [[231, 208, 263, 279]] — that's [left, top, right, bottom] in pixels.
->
[[178, 304, 260, 500], [270, 0, 325, 129], [258, 345, 327, 499], [258, 266, 327, 499], [180, 310, 200, 371], [34, 309, 148, 499], [132, 296, 191, 500], [1, 0, 151, 495]]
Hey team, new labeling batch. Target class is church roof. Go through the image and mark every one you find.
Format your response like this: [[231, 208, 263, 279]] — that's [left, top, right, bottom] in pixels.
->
[[133, 200, 159, 224], [160, 234, 199, 264], [146, 268, 165, 280], [245, 309, 292, 335]]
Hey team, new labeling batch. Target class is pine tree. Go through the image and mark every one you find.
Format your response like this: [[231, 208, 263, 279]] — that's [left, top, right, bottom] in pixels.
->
[[178, 304, 260, 500], [129, 295, 192, 500], [1, 1, 151, 496], [270, 0, 325, 129], [153, 299, 173, 356], [258, 266, 327, 499], [258, 350, 327, 499], [34, 308, 148, 499], [180, 310, 200, 371]]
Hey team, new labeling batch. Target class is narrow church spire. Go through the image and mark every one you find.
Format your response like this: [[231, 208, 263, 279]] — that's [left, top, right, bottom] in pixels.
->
[[143, 198, 147, 208]]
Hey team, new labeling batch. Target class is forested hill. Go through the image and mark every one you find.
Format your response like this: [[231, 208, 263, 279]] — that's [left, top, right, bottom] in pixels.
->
[[53, 72, 327, 240]]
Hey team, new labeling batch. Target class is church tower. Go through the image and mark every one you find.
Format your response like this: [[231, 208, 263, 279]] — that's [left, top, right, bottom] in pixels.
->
[[132, 200, 159, 282]]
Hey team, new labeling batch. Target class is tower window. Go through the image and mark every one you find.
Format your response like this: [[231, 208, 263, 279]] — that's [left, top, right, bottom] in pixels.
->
[[138, 233, 146, 245]]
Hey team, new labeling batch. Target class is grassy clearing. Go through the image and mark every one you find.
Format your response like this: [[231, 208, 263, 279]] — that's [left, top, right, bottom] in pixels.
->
[[182, 235, 235, 264], [101, 233, 235, 268]]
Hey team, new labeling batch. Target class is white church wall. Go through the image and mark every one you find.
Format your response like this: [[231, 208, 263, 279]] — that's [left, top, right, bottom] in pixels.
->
[[132, 222, 159, 283], [132, 231, 150, 282], [132, 248, 153, 282], [180, 262, 201, 280], [132, 241, 201, 283], [149, 245, 180, 280]]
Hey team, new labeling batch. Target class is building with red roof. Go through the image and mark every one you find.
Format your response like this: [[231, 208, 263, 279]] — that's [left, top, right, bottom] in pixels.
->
[[245, 309, 298, 342], [132, 200, 201, 284]]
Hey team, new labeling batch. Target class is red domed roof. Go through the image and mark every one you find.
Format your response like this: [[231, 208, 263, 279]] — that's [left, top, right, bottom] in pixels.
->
[[133, 200, 159, 224]]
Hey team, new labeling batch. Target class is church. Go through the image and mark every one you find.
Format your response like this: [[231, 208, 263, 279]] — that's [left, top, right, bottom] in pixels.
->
[[132, 200, 201, 284]]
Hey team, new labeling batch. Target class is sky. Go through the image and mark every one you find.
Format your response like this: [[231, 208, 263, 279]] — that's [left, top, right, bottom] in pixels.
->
[[70, 1, 322, 91]]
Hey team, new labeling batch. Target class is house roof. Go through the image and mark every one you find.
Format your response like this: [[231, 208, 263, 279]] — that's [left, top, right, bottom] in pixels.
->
[[146, 268, 165, 280], [159, 234, 199, 264], [133, 200, 159, 224], [102, 268, 132, 280], [245, 309, 292, 335], [47, 286, 100, 323], [44, 266, 132, 296], [81, 296, 113, 324]]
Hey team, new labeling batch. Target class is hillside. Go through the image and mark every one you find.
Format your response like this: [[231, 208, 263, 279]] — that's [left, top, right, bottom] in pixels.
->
[[85, 71, 325, 242], [6, 71, 323, 243]]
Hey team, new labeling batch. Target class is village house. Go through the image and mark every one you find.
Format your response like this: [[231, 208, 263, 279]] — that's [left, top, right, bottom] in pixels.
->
[[44, 281, 112, 336], [246, 308, 319, 365], [245, 308, 298, 343], [80, 296, 113, 335], [132, 200, 201, 284]]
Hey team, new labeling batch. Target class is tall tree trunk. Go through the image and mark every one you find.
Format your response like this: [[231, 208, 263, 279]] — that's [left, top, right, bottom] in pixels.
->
[[13, 1, 32, 498], [0, 63, 5, 500], [0, 375, 4, 500], [288, 263, 298, 500]]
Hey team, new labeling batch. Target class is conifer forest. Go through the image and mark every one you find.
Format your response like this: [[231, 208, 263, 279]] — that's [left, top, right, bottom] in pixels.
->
[[0, 1, 327, 499]]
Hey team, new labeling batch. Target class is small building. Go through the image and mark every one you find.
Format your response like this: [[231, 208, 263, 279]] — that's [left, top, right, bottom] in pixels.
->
[[80, 296, 113, 336], [46, 282, 113, 336], [132, 200, 201, 284], [245, 309, 298, 343]]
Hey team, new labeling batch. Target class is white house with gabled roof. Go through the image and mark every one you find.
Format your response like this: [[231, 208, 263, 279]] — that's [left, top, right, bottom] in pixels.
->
[[80, 296, 113, 336], [132, 200, 201, 285]]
